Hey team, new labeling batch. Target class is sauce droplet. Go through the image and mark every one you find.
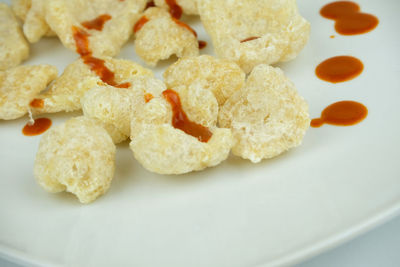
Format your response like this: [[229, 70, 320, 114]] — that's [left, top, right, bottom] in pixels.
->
[[133, 16, 149, 33], [172, 18, 197, 37], [72, 26, 91, 56], [165, 0, 183, 19], [29, 98, 44, 109], [240, 36, 260, 43], [320, 1, 379, 35], [198, 40, 207, 49], [144, 93, 154, 103], [82, 55, 131, 88], [22, 118, 52, 136], [311, 100, 368, 127], [145, 1, 155, 9], [81, 14, 112, 31], [162, 89, 213, 143], [330, 35, 335, 38], [316, 55, 363, 83]]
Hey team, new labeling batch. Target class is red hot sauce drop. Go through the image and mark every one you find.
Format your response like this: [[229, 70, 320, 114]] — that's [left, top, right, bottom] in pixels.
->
[[22, 118, 52, 136], [162, 89, 213, 143], [165, 0, 183, 19], [311, 100, 368, 128], [316, 56, 363, 83], [198, 40, 207, 49], [320, 1, 379, 35], [29, 98, 44, 109], [81, 14, 112, 31]]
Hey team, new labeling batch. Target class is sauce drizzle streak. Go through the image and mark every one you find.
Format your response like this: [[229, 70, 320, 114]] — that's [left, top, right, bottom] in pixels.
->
[[311, 100, 368, 127], [72, 26, 91, 56], [240, 36, 260, 43], [162, 89, 213, 143], [81, 14, 112, 31], [22, 118, 52, 136], [320, 1, 379, 35], [172, 18, 197, 37], [145, 1, 155, 9], [316, 55, 363, 83], [165, 0, 183, 19], [133, 16, 149, 33]]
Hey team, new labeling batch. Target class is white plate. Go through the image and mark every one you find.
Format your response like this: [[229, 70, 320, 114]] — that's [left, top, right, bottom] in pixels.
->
[[1, 0, 400, 266]]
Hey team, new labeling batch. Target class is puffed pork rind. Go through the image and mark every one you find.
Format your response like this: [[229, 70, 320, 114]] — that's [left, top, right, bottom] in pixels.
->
[[0, 65, 57, 120], [11, 0, 55, 43], [81, 76, 166, 144], [218, 64, 310, 163], [32, 56, 153, 114], [154, 0, 198, 16], [34, 116, 116, 204], [130, 85, 233, 174], [164, 55, 245, 106], [197, 0, 310, 73], [135, 7, 199, 66], [0, 3, 29, 71], [46, 0, 147, 56]]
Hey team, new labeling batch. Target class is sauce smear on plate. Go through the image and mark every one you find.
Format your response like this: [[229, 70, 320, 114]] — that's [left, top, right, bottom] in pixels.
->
[[316, 56, 363, 83]]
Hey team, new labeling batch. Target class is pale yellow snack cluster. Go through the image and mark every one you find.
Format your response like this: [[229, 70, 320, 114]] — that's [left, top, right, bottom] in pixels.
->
[[45, 0, 147, 56], [130, 86, 233, 175], [197, 0, 310, 73], [164, 55, 245, 106], [0, 65, 57, 120], [0, 3, 29, 71], [135, 7, 199, 66], [34, 116, 116, 204], [32, 56, 153, 114], [154, 0, 198, 15], [81, 76, 165, 144], [218, 64, 310, 163]]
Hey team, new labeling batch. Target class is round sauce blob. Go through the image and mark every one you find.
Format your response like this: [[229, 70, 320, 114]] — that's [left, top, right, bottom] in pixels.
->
[[316, 56, 363, 83], [320, 1, 379, 35], [81, 14, 112, 31], [311, 100, 368, 127], [29, 98, 44, 109], [198, 40, 207, 49], [162, 89, 213, 143], [22, 118, 52, 136]]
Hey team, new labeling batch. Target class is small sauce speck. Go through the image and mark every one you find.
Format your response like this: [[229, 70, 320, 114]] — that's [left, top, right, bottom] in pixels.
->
[[165, 0, 183, 19], [198, 40, 207, 49], [162, 89, 212, 142], [172, 18, 197, 37], [82, 56, 131, 88], [133, 16, 149, 33], [144, 93, 154, 103], [316, 55, 363, 83], [81, 14, 112, 31], [29, 98, 44, 109], [311, 100, 368, 127], [320, 1, 379, 35], [330, 35, 335, 38], [72, 26, 91, 56], [145, 1, 155, 9], [22, 118, 52, 136], [240, 36, 260, 43]]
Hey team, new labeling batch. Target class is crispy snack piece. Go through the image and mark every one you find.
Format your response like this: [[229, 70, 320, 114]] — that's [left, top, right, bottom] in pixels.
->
[[130, 85, 233, 175], [45, 0, 146, 56], [34, 116, 116, 204], [0, 3, 29, 71], [154, 0, 198, 16], [32, 56, 153, 114], [218, 64, 310, 163], [197, 0, 310, 73], [164, 55, 245, 106], [81, 76, 166, 144], [0, 65, 57, 120], [134, 7, 198, 66]]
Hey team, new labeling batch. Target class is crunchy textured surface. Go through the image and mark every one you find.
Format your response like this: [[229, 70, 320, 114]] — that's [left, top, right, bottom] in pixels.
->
[[154, 0, 198, 15], [218, 64, 310, 163], [135, 7, 198, 66], [34, 116, 116, 204], [130, 86, 233, 174], [11, 0, 31, 21], [82, 76, 165, 144], [198, 0, 310, 73], [164, 55, 245, 106], [0, 3, 29, 71], [0, 65, 57, 120], [46, 0, 146, 56], [32, 56, 153, 114]]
